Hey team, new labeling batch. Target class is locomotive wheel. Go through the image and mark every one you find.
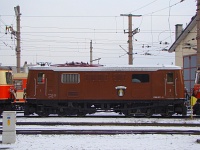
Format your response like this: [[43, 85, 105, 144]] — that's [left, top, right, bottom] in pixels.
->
[[0, 108, 3, 115], [58, 107, 66, 116], [194, 110, 200, 115], [4, 105, 12, 111], [58, 112, 67, 117], [161, 112, 173, 118], [58, 114, 66, 117], [144, 109, 152, 118], [77, 112, 86, 117], [37, 111, 49, 117], [65, 109, 78, 116], [123, 110, 132, 117]]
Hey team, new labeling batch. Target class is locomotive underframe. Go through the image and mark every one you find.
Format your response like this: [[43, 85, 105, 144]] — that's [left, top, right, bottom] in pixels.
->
[[24, 98, 187, 117], [193, 99, 200, 115], [0, 99, 13, 114]]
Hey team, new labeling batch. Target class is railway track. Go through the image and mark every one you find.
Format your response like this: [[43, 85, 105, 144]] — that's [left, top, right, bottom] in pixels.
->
[[1, 122, 200, 127], [0, 129, 200, 135], [1, 112, 200, 136], [1, 121, 199, 135], [15, 111, 200, 119]]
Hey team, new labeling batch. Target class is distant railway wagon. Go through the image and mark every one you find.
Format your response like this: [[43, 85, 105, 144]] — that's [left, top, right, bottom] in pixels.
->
[[191, 68, 200, 115], [24, 64, 187, 117], [0, 66, 15, 113], [13, 73, 28, 110]]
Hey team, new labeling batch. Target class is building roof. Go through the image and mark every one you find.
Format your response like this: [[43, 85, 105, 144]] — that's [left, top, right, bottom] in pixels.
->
[[168, 15, 197, 52]]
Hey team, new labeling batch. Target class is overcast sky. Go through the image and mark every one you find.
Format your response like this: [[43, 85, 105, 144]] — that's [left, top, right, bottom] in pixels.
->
[[0, 0, 196, 66]]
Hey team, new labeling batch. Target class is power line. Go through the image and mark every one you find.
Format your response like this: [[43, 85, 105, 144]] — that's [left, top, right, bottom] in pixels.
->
[[129, 0, 159, 14], [168, 0, 173, 44], [0, 14, 193, 18], [143, 0, 186, 16]]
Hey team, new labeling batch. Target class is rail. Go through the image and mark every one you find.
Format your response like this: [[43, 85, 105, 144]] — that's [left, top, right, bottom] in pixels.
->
[[1, 122, 200, 127], [0, 129, 199, 135]]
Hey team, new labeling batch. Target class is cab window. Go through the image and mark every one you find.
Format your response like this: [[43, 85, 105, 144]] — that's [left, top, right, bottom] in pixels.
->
[[132, 74, 149, 83], [167, 73, 173, 83], [37, 73, 45, 84], [6, 72, 13, 84], [14, 80, 23, 90]]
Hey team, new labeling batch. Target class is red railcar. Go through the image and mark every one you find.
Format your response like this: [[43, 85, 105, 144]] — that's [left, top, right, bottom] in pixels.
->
[[0, 66, 16, 113], [192, 69, 200, 115], [13, 73, 28, 110], [24, 64, 187, 117]]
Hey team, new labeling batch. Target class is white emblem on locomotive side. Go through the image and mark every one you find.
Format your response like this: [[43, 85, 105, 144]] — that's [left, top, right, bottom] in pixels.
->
[[115, 86, 127, 97]]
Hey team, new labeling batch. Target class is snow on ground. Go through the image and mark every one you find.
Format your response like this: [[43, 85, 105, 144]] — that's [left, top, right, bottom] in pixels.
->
[[0, 112, 200, 150], [0, 134, 200, 150]]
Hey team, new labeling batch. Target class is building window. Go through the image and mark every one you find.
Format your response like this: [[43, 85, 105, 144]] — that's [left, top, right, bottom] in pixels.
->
[[38, 73, 45, 84], [132, 74, 149, 83], [62, 73, 80, 83], [14, 80, 22, 90], [167, 73, 173, 83]]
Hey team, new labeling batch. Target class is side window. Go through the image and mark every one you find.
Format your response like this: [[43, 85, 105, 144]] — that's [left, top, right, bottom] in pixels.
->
[[38, 73, 45, 84], [167, 73, 173, 83], [61, 73, 80, 84], [132, 74, 149, 83], [14, 80, 23, 90], [6, 72, 13, 84]]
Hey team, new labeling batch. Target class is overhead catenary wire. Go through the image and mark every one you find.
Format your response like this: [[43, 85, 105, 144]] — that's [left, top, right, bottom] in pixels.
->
[[142, 0, 187, 16], [0, 0, 193, 66], [129, 0, 159, 14], [168, 0, 173, 44]]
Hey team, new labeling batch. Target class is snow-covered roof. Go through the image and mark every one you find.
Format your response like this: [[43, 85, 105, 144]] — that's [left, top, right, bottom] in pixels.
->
[[168, 15, 197, 52], [29, 64, 182, 72]]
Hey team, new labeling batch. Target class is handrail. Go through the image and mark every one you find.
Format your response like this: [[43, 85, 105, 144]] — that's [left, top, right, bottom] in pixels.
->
[[164, 78, 166, 96], [34, 78, 36, 96], [45, 78, 47, 96], [175, 78, 177, 96]]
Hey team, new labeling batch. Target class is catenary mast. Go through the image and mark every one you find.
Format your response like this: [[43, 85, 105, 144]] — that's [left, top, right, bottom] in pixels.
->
[[197, 0, 200, 69], [14, 6, 21, 73], [120, 14, 141, 65]]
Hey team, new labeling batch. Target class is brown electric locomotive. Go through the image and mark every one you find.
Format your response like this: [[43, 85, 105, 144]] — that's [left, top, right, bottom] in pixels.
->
[[24, 63, 187, 117]]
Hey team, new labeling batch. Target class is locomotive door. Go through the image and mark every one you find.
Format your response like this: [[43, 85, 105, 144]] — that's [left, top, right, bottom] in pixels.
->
[[36, 71, 58, 99], [44, 72, 58, 99], [35, 72, 46, 99], [165, 71, 177, 98]]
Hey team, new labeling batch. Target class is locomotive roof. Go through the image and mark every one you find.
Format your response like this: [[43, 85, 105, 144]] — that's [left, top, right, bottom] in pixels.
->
[[0, 66, 12, 71], [29, 65, 182, 72]]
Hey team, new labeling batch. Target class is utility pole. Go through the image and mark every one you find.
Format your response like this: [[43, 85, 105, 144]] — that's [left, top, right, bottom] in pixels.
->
[[197, 0, 200, 69], [120, 14, 141, 65], [14, 6, 21, 73], [90, 40, 93, 65], [89, 40, 101, 64]]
